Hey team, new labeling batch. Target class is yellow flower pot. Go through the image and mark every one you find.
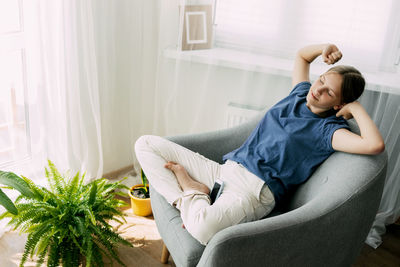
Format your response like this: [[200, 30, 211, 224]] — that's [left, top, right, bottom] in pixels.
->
[[129, 184, 152, 216]]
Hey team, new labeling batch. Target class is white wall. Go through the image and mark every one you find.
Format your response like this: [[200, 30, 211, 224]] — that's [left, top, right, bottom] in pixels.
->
[[92, 0, 160, 174]]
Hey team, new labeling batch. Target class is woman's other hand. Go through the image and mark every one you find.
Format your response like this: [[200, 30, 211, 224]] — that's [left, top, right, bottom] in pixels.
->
[[322, 44, 342, 65], [336, 101, 360, 120]]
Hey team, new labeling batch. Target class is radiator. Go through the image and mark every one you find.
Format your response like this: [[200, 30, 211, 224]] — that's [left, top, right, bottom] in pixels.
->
[[225, 102, 265, 128]]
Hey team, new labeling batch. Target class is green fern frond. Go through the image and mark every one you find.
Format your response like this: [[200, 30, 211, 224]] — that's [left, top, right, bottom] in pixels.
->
[[92, 239, 113, 267], [98, 224, 132, 248], [20, 223, 51, 266], [88, 183, 97, 206], [35, 231, 52, 256], [60, 239, 80, 267], [77, 172, 86, 193], [45, 160, 65, 194], [114, 190, 129, 198], [35, 232, 53, 267], [46, 240, 61, 267], [70, 232, 85, 254], [85, 238, 93, 267], [35, 250, 47, 267], [83, 206, 96, 225], [37, 187, 62, 207], [73, 216, 85, 237], [44, 168, 54, 193], [91, 242, 105, 267], [20, 175, 45, 201], [89, 226, 121, 264], [0, 210, 12, 220], [90, 224, 131, 267], [11, 206, 47, 228], [67, 171, 81, 198], [0, 185, 13, 190]]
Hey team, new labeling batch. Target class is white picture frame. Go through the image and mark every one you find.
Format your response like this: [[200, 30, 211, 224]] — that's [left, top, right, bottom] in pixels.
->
[[185, 11, 207, 44], [181, 5, 212, 51]]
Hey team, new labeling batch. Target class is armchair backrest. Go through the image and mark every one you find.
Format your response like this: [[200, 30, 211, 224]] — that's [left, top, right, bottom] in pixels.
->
[[287, 120, 387, 212]]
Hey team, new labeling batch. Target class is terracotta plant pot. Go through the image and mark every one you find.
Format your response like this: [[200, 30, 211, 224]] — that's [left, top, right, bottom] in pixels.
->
[[129, 184, 152, 216]]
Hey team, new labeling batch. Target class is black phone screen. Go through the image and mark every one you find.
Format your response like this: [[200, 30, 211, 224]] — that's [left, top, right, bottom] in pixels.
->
[[210, 182, 222, 204]]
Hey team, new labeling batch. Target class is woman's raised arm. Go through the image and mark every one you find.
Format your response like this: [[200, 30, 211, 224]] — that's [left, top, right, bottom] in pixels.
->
[[292, 43, 342, 87]]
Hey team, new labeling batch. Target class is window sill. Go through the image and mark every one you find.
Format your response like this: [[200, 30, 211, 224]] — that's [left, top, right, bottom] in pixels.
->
[[164, 47, 400, 94]]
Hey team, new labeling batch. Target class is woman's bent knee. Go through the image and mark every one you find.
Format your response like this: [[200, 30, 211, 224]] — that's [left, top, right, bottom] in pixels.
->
[[134, 135, 153, 153]]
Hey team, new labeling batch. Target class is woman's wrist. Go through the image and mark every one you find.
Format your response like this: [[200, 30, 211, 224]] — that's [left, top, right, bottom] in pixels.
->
[[348, 101, 364, 116], [298, 44, 327, 63]]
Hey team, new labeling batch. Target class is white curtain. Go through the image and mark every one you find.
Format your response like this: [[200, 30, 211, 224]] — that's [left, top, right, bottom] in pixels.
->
[[0, 0, 159, 238], [1, 0, 103, 180], [0, 0, 103, 236], [362, 88, 400, 248], [152, 0, 400, 249]]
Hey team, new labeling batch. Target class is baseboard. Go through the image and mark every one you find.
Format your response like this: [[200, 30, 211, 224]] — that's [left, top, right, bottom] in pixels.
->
[[103, 165, 135, 180]]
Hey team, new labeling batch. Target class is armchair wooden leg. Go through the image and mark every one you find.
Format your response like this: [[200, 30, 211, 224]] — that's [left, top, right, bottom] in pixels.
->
[[161, 243, 170, 264]]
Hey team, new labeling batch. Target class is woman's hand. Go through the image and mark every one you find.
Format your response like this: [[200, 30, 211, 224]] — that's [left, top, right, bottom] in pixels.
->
[[336, 101, 360, 120], [333, 101, 385, 155], [322, 44, 342, 65]]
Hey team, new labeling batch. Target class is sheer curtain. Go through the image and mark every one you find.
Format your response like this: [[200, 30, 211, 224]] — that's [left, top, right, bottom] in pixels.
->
[[0, 0, 103, 237], [1, 0, 104, 181], [32, 0, 103, 178], [1, 0, 159, 238], [151, 0, 400, 249], [362, 88, 400, 248]]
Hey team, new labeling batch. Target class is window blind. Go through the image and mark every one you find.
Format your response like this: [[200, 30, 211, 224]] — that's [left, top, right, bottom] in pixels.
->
[[214, 0, 395, 71]]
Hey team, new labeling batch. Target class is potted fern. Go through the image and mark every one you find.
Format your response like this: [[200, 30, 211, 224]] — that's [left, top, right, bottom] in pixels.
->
[[128, 169, 152, 216], [0, 160, 132, 267]]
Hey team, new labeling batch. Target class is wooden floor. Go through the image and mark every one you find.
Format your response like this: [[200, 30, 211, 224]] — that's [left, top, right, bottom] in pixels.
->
[[352, 223, 400, 267], [0, 196, 399, 267]]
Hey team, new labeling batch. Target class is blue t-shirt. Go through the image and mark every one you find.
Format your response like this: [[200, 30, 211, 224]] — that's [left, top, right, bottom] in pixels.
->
[[223, 81, 349, 205]]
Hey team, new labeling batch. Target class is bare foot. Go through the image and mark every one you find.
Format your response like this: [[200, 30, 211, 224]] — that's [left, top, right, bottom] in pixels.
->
[[164, 161, 210, 195]]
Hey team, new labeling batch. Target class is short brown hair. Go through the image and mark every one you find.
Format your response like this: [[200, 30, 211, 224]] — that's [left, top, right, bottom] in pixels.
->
[[327, 65, 365, 104]]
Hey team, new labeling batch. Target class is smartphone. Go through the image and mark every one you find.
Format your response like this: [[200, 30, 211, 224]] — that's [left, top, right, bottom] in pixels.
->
[[210, 179, 224, 204]]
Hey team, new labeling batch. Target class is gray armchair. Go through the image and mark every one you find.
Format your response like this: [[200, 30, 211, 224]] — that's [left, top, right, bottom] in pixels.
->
[[150, 114, 388, 267]]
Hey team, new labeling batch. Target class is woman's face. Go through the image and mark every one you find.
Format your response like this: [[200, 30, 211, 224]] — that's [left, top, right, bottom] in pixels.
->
[[306, 72, 343, 114]]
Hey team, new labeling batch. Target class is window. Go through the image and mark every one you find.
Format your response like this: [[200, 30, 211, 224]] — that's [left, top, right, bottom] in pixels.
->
[[0, 0, 31, 167], [214, 0, 399, 72]]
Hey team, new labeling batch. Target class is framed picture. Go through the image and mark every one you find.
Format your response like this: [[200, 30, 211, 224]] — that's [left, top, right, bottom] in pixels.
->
[[181, 5, 213, 51]]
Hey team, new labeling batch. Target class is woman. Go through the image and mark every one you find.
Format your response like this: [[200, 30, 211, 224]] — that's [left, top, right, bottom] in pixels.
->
[[135, 43, 385, 245]]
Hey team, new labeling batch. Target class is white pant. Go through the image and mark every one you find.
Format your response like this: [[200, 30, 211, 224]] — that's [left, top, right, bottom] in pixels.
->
[[134, 135, 275, 245]]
